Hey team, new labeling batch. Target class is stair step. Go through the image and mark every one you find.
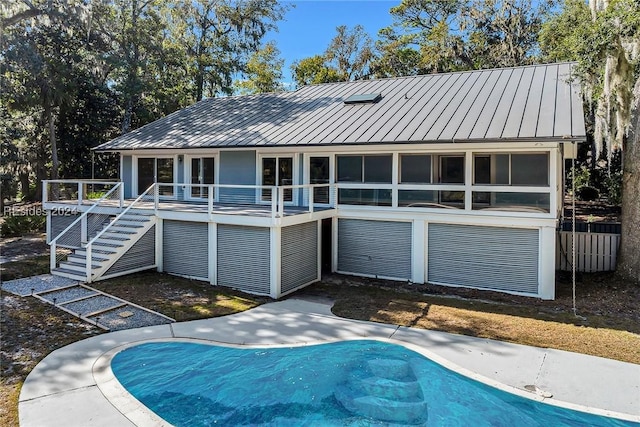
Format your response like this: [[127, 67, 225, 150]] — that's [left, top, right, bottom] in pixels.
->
[[59, 261, 101, 273], [74, 248, 115, 258], [99, 232, 131, 241], [93, 239, 125, 247], [52, 268, 88, 282], [368, 359, 412, 381], [335, 385, 428, 424], [112, 220, 148, 228], [102, 227, 137, 236], [68, 253, 110, 263], [355, 376, 423, 401]]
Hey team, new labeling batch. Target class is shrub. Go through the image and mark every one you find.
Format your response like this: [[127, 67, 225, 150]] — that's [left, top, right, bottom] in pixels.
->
[[0, 215, 46, 237]]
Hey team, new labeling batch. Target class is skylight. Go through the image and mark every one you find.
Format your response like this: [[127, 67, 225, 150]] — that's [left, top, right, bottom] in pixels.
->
[[343, 93, 382, 104]]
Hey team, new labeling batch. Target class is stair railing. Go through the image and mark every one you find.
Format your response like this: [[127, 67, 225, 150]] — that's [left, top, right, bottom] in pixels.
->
[[49, 182, 123, 273], [83, 184, 157, 281]]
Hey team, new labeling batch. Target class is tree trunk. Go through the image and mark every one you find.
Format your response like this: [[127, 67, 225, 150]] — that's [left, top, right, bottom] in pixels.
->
[[616, 76, 640, 283]]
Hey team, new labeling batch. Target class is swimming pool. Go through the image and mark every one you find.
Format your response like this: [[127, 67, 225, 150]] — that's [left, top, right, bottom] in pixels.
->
[[111, 340, 636, 426]]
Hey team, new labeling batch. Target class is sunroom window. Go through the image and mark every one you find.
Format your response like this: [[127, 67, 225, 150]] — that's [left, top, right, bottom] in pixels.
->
[[472, 153, 550, 212], [398, 154, 465, 209], [337, 154, 392, 206]]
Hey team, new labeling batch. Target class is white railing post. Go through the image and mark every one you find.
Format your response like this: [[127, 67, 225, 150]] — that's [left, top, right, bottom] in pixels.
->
[[119, 182, 124, 208], [81, 215, 87, 244], [278, 188, 285, 218], [85, 245, 92, 282], [208, 185, 214, 220], [309, 185, 314, 214], [77, 182, 83, 206], [271, 187, 277, 219], [43, 181, 49, 204], [154, 184, 159, 212], [50, 242, 56, 271]]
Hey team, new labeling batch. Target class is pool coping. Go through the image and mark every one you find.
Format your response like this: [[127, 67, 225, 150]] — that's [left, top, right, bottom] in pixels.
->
[[19, 297, 640, 426]]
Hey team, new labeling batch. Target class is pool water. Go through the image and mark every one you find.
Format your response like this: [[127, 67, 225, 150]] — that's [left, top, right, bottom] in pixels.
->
[[111, 340, 636, 426]]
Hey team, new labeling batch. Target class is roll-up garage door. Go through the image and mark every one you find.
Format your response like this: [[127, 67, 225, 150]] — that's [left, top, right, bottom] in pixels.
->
[[338, 219, 412, 280], [428, 224, 539, 294], [281, 221, 318, 293], [163, 220, 208, 279], [217, 225, 271, 295]]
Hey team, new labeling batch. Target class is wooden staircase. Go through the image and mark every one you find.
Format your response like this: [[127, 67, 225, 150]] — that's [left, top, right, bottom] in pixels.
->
[[52, 212, 156, 282]]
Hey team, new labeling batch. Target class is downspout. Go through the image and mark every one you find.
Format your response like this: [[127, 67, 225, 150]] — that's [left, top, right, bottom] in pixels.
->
[[571, 142, 577, 316]]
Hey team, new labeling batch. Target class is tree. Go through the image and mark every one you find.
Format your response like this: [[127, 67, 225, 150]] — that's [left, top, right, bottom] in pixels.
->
[[374, 0, 551, 76], [291, 25, 375, 87], [540, 0, 640, 283], [172, 0, 286, 100], [234, 41, 284, 94], [291, 55, 342, 87]]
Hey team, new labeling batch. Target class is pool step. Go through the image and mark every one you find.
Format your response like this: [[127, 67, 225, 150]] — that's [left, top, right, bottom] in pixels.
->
[[335, 358, 428, 425]]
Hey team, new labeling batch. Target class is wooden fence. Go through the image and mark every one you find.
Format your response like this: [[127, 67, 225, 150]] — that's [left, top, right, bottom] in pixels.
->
[[556, 231, 620, 272]]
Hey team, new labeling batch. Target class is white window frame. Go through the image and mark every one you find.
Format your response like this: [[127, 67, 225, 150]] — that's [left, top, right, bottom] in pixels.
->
[[257, 153, 298, 205], [184, 154, 219, 201], [303, 154, 334, 207], [132, 154, 178, 198]]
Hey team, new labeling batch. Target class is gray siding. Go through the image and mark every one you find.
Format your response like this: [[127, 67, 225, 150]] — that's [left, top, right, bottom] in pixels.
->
[[428, 224, 539, 294], [217, 225, 270, 295], [218, 151, 256, 204], [338, 219, 412, 280], [50, 213, 80, 245], [122, 155, 133, 199], [163, 220, 208, 279], [105, 226, 156, 275], [281, 221, 318, 293]]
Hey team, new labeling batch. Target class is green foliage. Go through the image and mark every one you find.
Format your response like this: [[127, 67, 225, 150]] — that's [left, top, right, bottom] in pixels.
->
[[291, 25, 374, 88], [604, 171, 623, 205], [0, 215, 46, 237], [374, 0, 550, 77], [235, 42, 285, 94]]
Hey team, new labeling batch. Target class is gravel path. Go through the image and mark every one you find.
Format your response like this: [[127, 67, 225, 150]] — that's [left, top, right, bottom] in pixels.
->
[[0, 275, 79, 296], [1, 274, 174, 331]]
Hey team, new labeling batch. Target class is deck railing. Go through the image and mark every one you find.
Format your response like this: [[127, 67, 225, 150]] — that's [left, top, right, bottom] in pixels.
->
[[43, 179, 122, 206], [153, 183, 335, 219], [48, 182, 123, 272]]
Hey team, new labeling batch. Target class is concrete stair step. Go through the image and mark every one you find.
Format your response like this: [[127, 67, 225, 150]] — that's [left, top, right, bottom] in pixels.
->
[[335, 385, 428, 424], [355, 376, 423, 401]]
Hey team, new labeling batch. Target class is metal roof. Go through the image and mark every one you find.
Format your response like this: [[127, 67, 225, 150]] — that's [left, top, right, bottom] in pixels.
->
[[95, 62, 586, 151]]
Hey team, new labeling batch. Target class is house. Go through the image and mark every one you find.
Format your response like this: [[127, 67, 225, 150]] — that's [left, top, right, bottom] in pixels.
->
[[43, 62, 586, 300]]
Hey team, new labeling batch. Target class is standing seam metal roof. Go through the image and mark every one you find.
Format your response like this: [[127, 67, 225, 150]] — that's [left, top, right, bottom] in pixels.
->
[[95, 62, 586, 151]]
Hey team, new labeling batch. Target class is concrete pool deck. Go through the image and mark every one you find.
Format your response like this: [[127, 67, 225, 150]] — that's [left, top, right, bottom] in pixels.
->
[[19, 297, 640, 426]]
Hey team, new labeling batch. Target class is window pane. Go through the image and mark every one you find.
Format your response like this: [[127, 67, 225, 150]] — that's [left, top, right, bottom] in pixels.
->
[[262, 157, 276, 201], [440, 156, 464, 183], [279, 157, 293, 201], [338, 189, 391, 206], [337, 156, 362, 182], [400, 154, 431, 183], [138, 158, 154, 194], [364, 155, 392, 183], [474, 156, 491, 184], [310, 157, 330, 204], [511, 154, 548, 186], [439, 191, 465, 208], [398, 190, 437, 207], [495, 154, 510, 184], [472, 192, 550, 212], [157, 158, 174, 196], [191, 158, 201, 197]]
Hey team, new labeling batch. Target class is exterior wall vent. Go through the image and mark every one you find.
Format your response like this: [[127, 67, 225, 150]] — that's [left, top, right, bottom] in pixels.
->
[[344, 93, 382, 104]]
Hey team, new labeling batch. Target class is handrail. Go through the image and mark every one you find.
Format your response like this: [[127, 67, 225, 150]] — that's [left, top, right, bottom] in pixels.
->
[[83, 183, 157, 281], [49, 183, 123, 246], [86, 183, 156, 248]]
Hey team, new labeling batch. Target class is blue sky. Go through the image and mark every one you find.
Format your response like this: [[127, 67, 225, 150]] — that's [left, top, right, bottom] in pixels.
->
[[268, 1, 397, 85]]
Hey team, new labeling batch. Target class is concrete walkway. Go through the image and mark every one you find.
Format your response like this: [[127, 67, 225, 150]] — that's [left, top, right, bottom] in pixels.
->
[[19, 297, 640, 426]]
